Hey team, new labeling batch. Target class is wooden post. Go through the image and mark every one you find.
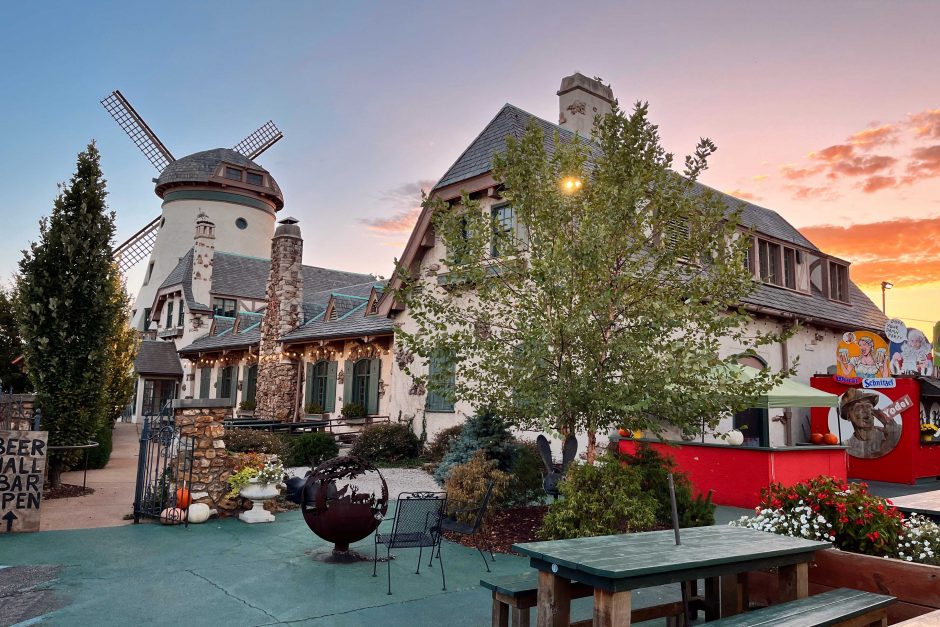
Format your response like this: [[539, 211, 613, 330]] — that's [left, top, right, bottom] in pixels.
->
[[491, 596, 509, 627], [778, 563, 809, 601], [593, 588, 632, 627], [512, 606, 531, 627], [704, 577, 721, 621], [536, 571, 571, 627]]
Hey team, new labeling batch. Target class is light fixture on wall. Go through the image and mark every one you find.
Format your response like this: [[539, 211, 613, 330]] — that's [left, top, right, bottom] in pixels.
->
[[881, 281, 893, 314]]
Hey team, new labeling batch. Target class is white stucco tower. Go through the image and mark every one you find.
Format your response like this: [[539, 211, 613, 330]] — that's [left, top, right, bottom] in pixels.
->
[[130, 148, 284, 329]]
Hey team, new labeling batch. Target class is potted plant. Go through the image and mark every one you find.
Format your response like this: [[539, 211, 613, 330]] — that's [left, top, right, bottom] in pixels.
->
[[227, 453, 285, 524], [733, 476, 940, 619], [921, 423, 938, 442], [237, 399, 256, 417], [341, 402, 367, 424], [304, 402, 327, 419]]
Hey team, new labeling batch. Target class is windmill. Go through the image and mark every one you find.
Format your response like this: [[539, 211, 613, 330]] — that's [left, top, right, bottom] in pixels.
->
[[101, 90, 284, 274], [101, 90, 285, 330]]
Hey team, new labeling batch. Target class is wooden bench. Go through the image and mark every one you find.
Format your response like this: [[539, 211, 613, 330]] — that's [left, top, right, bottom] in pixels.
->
[[480, 572, 697, 627], [708, 588, 895, 626]]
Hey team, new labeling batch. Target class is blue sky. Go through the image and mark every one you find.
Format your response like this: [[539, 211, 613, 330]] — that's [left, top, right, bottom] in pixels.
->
[[3, 1, 939, 324]]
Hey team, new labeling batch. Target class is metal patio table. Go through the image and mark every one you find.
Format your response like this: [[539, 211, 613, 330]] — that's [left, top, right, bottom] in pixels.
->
[[513, 526, 831, 627]]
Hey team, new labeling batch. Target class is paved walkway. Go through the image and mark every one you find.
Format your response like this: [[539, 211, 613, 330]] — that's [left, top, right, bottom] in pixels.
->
[[40, 422, 139, 531]]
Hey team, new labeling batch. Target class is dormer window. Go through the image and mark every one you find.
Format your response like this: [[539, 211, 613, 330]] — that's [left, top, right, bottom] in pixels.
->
[[246, 172, 264, 186], [224, 167, 242, 181], [829, 261, 849, 303]]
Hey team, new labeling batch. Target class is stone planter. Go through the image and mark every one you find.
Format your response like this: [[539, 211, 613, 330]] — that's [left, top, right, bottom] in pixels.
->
[[236, 409, 255, 418], [749, 548, 940, 623], [343, 415, 368, 425], [238, 478, 279, 524]]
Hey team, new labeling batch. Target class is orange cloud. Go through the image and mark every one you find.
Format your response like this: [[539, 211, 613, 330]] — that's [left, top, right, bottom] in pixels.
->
[[729, 188, 762, 201], [786, 184, 839, 201], [811, 144, 855, 162], [801, 216, 940, 287], [780, 164, 825, 180], [910, 109, 940, 139], [908, 145, 940, 177], [361, 179, 434, 235], [361, 207, 421, 234], [828, 154, 896, 178], [860, 175, 898, 193], [848, 124, 898, 148]]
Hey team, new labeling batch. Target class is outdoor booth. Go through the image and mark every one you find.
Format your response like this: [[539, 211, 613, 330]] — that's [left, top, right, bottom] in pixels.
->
[[810, 375, 940, 484], [619, 369, 845, 508]]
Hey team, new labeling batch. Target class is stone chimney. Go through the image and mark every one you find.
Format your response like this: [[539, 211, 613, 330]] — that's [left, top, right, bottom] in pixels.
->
[[557, 72, 614, 138], [255, 217, 304, 421], [191, 211, 215, 307]]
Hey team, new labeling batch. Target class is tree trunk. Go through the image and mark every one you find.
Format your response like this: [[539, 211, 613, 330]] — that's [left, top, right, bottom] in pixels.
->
[[586, 430, 597, 465], [47, 458, 63, 488]]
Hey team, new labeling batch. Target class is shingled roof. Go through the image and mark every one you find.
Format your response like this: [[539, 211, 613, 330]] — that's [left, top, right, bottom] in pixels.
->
[[134, 341, 184, 376], [423, 103, 884, 332], [155, 148, 284, 209]]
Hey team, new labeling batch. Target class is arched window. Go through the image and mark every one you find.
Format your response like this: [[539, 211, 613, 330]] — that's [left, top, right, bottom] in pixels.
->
[[352, 359, 371, 409]]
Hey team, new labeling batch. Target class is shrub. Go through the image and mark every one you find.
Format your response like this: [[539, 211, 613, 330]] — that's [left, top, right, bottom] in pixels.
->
[[350, 423, 421, 463], [424, 424, 464, 464], [86, 419, 113, 470], [539, 455, 657, 540], [619, 444, 715, 527], [504, 439, 546, 507], [304, 402, 324, 414], [443, 451, 510, 528], [434, 410, 516, 485], [341, 403, 366, 418], [224, 429, 289, 457], [731, 475, 939, 564], [284, 432, 339, 467]]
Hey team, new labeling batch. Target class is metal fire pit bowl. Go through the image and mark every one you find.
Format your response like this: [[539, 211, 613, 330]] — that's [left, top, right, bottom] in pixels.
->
[[299, 456, 389, 562]]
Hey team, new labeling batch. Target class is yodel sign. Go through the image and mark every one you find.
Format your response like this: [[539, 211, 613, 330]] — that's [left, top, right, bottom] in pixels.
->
[[0, 430, 48, 533]]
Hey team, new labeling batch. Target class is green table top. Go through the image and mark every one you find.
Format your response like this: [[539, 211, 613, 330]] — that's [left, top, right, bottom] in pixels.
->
[[512, 526, 830, 581]]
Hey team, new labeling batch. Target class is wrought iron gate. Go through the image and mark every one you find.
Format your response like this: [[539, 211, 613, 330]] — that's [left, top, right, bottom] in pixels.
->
[[133, 403, 195, 524]]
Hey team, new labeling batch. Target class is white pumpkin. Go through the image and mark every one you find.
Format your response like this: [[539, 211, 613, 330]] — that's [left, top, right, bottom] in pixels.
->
[[725, 429, 745, 446], [160, 507, 185, 525], [186, 503, 214, 524]]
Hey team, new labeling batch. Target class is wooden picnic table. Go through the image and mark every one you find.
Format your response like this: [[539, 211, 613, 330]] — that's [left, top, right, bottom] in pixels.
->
[[512, 526, 831, 627]]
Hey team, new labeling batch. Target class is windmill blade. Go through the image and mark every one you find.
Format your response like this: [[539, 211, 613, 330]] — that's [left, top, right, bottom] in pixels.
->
[[233, 121, 283, 160], [114, 216, 161, 274], [101, 90, 175, 172]]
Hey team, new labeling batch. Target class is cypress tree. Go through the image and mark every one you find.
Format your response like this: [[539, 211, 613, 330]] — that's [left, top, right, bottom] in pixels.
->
[[16, 142, 131, 484]]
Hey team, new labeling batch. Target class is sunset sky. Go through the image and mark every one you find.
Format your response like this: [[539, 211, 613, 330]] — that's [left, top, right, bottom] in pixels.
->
[[1, 1, 937, 335]]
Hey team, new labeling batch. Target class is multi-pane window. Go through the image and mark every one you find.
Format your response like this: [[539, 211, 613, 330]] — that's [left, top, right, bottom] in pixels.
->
[[166, 301, 174, 328], [783, 248, 797, 290], [352, 359, 372, 409], [311, 361, 329, 409], [224, 167, 242, 181], [142, 379, 176, 415], [218, 366, 235, 401], [829, 262, 849, 303], [246, 172, 264, 186], [490, 205, 516, 258], [212, 298, 236, 318], [177, 302, 185, 327], [758, 240, 781, 285], [426, 350, 456, 412]]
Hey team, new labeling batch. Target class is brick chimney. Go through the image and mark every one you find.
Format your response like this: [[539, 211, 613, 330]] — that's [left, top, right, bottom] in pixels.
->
[[557, 72, 614, 138], [255, 217, 304, 421], [191, 211, 215, 307]]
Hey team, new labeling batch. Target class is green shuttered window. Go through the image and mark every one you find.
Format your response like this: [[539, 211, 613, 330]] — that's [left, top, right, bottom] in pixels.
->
[[344, 358, 380, 415], [305, 361, 337, 412], [199, 368, 211, 399], [426, 350, 455, 412]]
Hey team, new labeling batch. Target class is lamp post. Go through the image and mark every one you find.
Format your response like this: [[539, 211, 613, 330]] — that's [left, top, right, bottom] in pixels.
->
[[560, 176, 582, 194], [881, 281, 893, 314]]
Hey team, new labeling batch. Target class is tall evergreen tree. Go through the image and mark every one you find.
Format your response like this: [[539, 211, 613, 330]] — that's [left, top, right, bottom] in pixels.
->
[[16, 142, 132, 484], [0, 284, 29, 392]]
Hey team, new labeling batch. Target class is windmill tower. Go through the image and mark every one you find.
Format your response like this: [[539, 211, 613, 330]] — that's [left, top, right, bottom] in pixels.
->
[[101, 90, 285, 330]]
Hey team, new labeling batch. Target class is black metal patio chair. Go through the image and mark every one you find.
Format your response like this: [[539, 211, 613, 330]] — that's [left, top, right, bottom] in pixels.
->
[[436, 479, 496, 572], [373, 491, 447, 595]]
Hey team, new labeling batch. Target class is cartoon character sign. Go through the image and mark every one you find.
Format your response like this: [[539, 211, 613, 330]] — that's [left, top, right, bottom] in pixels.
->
[[827, 388, 902, 459], [836, 331, 890, 379], [885, 318, 934, 376]]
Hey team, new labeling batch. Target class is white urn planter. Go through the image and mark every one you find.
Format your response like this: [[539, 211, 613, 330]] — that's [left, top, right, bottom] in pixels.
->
[[239, 478, 279, 524]]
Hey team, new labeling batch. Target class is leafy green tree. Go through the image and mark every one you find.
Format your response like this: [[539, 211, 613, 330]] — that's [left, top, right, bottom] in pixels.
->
[[16, 142, 135, 484], [0, 284, 29, 392], [394, 103, 792, 462]]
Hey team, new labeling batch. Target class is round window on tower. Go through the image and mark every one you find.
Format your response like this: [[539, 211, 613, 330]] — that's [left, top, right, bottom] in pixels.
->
[[235, 217, 248, 230]]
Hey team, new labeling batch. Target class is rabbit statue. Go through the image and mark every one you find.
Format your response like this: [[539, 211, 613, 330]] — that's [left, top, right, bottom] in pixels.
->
[[537, 434, 577, 498]]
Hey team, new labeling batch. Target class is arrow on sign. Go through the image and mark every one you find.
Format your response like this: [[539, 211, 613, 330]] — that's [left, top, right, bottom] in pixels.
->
[[2, 511, 17, 532]]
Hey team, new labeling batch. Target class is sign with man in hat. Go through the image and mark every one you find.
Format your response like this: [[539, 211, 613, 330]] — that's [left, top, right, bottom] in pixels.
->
[[838, 388, 903, 459]]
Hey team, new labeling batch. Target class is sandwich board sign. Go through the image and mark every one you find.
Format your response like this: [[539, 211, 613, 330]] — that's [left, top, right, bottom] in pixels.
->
[[0, 430, 48, 533]]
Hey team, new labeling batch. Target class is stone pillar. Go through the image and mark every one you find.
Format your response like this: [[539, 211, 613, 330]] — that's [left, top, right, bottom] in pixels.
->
[[255, 217, 304, 421], [174, 399, 229, 509], [557, 72, 614, 138], [191, 211, 215, 308]]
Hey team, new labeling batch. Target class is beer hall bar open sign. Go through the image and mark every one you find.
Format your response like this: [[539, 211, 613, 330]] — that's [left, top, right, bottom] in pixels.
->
[[0, 430, 48, 533]]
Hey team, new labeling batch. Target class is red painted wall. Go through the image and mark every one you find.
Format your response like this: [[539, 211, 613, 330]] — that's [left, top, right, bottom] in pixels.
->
[[618, 439, 847, 509], [810, 376, 940, 484]]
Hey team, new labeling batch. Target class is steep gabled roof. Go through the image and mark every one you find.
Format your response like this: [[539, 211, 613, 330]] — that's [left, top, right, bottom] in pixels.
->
[[134, 341, 184, 376], [384, 103, 886, 332]]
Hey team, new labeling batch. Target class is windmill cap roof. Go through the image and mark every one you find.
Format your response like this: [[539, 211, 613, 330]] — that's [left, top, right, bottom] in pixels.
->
[[154, 148, 284, 209]]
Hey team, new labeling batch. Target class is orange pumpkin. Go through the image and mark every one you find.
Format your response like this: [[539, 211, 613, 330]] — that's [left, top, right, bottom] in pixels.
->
[[822, 433, 839, 445], [810, 433, 824, 444], [176, 488, 192, 508], [618, 427, 629, 437]]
